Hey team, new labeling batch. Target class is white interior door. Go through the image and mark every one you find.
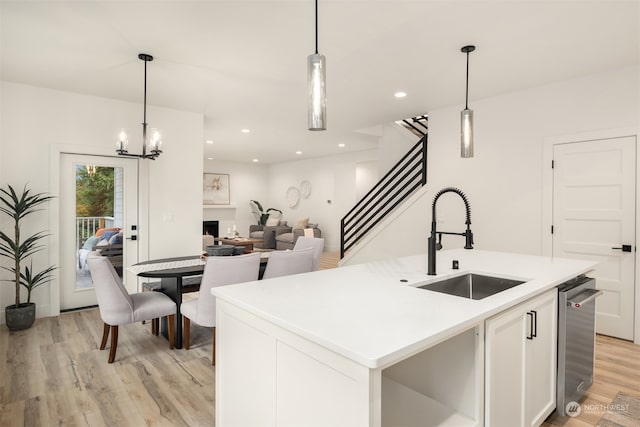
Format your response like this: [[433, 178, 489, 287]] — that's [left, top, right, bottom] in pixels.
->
[[552, 136, 636, 340], [59, 154, 139, 310]]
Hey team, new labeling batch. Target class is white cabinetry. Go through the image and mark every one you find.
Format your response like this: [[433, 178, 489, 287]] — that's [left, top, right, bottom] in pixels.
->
[[216, 299, 484, 427], [485, 289, 558, 427]]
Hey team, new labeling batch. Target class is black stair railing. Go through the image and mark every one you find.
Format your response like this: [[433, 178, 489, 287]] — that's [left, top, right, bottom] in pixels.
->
[[340, 116, 428, 259]]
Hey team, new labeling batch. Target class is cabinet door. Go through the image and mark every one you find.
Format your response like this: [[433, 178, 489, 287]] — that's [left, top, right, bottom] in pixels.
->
[[525, 290, 558, 427], [485, 302, 527, 427]]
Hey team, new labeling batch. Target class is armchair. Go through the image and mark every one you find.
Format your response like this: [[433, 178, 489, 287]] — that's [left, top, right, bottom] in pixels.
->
[[275, 223, 322, 250]]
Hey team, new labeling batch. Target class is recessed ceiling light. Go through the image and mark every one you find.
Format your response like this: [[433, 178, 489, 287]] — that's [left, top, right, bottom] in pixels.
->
[[296, 151, 302, 155], [207, 157, 214, 160], [241, 129, 251, 133], [338, 143, 345, 148], [205, 140, 214, 144], [252, 158, 259, 162], [394, 91, 407, 98]]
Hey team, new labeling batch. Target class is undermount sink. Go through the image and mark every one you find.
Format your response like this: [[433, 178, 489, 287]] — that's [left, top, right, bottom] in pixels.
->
[[418, 273, 526, 300]]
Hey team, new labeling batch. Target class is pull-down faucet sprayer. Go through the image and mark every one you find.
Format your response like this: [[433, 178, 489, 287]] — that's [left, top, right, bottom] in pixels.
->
[[428, 187, 473, 275]]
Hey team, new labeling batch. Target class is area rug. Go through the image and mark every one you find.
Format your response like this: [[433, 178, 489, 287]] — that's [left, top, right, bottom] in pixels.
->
[[598, 392, 640, 427]]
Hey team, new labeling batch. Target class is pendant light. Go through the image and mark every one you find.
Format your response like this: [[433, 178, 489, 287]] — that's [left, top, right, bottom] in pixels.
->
[[460, 45, 475, 158], [116, 53, 163, 160], [307, 0, 326, 131]]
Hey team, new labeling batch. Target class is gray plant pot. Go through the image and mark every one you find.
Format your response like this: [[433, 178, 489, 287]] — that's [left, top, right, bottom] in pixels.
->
[[5, 303, 36, 331]]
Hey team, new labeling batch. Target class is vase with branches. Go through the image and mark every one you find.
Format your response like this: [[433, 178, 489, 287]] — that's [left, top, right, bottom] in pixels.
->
[[0, 184, 56, 331]]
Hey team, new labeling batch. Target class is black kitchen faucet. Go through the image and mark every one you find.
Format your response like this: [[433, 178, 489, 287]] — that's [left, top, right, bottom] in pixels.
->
[[428, 187, 474, 275]]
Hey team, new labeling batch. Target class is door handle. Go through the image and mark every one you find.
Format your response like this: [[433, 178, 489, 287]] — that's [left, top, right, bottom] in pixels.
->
[[611, 244, 632, 252], [526, 311, 534, 340], [531, 310, 537, 338]]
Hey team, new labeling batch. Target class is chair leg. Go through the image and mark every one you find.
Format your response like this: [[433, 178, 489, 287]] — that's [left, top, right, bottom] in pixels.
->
[[152, 318, 159, 336], [183, 317, 190, 350], [168, 314, 175, 350], [212, 327, 216, 366], [100, 323, 110, 350], [107, 325, 118, 363]]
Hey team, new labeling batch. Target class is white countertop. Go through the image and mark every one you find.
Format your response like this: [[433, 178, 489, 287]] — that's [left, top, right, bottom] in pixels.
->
[[212, 249, 597, 369]]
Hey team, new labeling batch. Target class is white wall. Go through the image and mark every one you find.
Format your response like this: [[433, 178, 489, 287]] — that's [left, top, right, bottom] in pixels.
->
[[0, 81, 203, 319], [377, 122, 418, 176], [344, 65, 639, 265], [267, 149, 378, 252], [203, 160, 269, 238]]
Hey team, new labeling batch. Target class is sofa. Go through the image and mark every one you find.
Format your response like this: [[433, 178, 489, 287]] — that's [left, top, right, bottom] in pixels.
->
[[78, 227, 123, 273], [249, 221, 291, 250], [275, 221, 322, 250]]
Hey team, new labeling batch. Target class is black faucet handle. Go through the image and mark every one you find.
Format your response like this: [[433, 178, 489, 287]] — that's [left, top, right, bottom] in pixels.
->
[[464, 230, 474, 249]]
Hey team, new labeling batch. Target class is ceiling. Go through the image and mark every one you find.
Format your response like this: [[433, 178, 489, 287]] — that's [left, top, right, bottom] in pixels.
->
[[1, 1, 638, 164]]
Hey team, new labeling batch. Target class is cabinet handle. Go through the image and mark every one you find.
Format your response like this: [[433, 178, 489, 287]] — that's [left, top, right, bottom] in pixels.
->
[[531, 310, 537, 338], [526, 311, 534, 340]]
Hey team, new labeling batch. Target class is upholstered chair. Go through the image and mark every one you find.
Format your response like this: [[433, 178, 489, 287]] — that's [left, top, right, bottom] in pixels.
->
[[87, 253, 177, 364], [261, 247, 314, 280], [181, 252, 261, 365], [202, 234, 215, 251], [293, 237, 325, 271]]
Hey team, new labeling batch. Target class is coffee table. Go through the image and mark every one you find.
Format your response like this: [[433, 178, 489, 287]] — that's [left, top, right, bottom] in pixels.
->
[[214, 237, 262, 253]]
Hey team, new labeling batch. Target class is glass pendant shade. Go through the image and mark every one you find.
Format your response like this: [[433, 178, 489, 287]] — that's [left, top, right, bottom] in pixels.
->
[[149, 128, 163, 154], [461, 108, 474, 158], [116, 128, 129, 153], [308, 53, 326, 131]]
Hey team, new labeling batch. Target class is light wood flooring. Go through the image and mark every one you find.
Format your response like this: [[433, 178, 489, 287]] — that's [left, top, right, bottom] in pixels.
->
[[1, 252, 638, 427]]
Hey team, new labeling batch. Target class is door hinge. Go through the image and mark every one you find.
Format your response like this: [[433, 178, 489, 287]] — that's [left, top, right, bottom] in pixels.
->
[[551, 160, 555, 169], [551, 225, 554, 234]]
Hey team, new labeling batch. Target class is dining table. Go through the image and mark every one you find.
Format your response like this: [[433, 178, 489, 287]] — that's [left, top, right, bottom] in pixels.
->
[[129, 253, 269, 349]]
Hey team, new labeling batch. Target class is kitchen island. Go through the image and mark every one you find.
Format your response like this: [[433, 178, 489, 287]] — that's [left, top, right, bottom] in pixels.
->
[[212, 249, 596, 427]]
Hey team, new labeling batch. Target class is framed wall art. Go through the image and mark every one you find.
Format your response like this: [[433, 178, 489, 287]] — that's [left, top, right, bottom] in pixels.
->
[[203, 173, 230, 205]]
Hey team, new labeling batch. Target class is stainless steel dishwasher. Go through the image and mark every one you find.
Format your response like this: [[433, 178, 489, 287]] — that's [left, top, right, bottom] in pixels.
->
[[556, 275, 602, 416]]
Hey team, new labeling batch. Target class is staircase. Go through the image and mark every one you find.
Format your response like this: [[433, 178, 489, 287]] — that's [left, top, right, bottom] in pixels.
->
[[340, 115, 428, 259]]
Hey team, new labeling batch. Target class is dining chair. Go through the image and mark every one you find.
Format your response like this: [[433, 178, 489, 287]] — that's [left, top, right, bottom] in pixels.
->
[[87, 252, 177, 364], [261, 246, 314, 280], [181, 251, 261, 365], [293, 236, 325, 271]]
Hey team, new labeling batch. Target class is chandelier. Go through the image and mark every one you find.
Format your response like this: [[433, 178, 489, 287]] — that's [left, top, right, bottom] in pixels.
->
[[116, 53, 163, 160]]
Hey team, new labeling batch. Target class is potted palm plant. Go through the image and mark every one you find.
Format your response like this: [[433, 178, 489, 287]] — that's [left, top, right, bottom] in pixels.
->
[[0, 184, 56, 331]]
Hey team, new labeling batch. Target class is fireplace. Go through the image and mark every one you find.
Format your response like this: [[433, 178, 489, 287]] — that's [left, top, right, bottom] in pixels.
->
[[203, 220, 219, 237]]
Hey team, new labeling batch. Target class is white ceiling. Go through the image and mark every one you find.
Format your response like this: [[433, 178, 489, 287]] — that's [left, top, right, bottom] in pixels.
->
[[1, 1, 638, 164]]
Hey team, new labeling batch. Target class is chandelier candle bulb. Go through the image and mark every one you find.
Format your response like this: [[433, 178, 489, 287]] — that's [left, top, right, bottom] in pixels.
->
[[116, 129, 128, 153]]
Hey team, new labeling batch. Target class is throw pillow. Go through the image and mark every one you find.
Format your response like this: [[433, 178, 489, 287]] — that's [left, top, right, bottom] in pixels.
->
[[294, 217, 309, 229], [109, 232, 123, 245], [266, 217, 280, 227], [101, 230, 119, 242], [96, 239, 109, 247], [82, 236, 100, 250]]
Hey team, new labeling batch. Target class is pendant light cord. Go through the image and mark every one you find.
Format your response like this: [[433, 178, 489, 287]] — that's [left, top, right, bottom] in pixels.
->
[[465, 51, 469, 110], [142, 57, 148, 155], [143, 58, 148, 126], [315, 0, 318, 54]]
